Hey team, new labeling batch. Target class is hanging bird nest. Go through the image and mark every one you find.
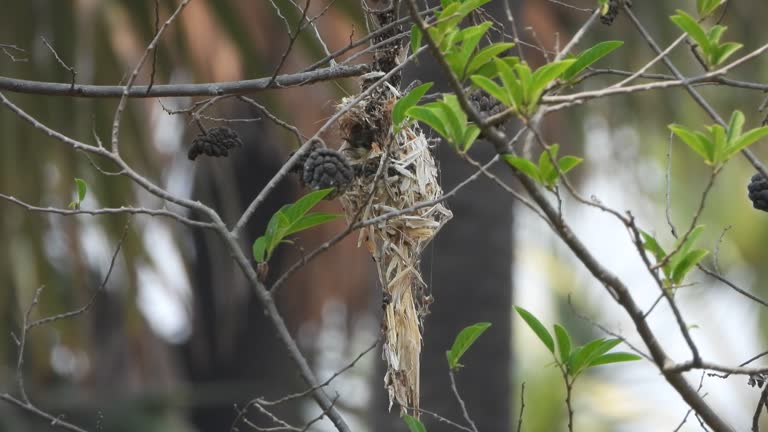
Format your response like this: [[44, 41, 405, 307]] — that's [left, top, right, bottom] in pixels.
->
[[337, 73, 453, 416]]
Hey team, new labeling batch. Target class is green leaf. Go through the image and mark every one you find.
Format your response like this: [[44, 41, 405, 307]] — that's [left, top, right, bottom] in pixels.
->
[[456, 0, 491, 17], [697, 0, 722, 17], [725, 125, 768, 161], [588, 352, 642, 367], [538, 144, 560, 187], [713, 42, 742, 66], [496, 58, 523, 110], [597, 0, 610, 15], [466, 43, 516, 77], [569, 338, 621, 375], [707, 25, 726, 46], [434, 98, 464, 146], [285, 213, 340, 236], [447, 34, 482, 78], [435, 4, 462, 36], [467, 42, 515, 74], [514, 306, 554, 354], [393, 82, 433, 129], [671, 249, 709, 284], [74, 178, 87, 203], [403, 415, 427, 432], [265, 210, 287, 244], [640, 230, 666, 261], [710, 124, 728, 163], [670, 11, 710, 51], [669, 124, 715, 164], [558, 156, 583, 174], [256, 189, 338, 262], [252, 236, 267, 263], [461, 125, 481, 153], [410, 25, 422, 56], [470, 75, 510, 107], [283, 188, 334, 223], [503, 155, 541, 183], [407, 105, 449, 138], [474, 56, 520, 78], [446, 322, 492, 369], [529, 60, 576, 103], [672, 225, 705, 264], [726, 110, 745, 146], [561, 41, 624, 81], [554, 324, 572, 364], [640, 230, 674, 278]]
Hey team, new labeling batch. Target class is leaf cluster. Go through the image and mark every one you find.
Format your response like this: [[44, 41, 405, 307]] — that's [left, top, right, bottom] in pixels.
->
[[252, 188, 340, 263], [640, 226, 709, 287], [670, 10, 741, 68], [504, 144, 583, 189], [669, 111, 768, 167], [514, 306, 641, 378]]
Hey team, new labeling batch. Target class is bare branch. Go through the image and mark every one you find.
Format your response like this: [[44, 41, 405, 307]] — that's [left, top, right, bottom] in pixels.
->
[[0, 64, 369, 98], [449, 369, 478, 432], [0, 193, 215, 229]]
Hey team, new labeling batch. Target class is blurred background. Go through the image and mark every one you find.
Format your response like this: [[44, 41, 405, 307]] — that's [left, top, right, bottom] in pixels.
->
[[1, 0, 768, 431]]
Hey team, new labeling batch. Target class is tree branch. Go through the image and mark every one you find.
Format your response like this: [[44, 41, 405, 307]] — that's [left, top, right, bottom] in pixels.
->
[[0, 64, 369, 99]]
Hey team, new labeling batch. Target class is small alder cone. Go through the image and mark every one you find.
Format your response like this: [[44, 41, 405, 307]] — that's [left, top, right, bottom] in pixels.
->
[[468, 89, 504, 118], [301, 147, 354, 197], [748, 173, 768, 211], [337, 77, 452, 417], [600, 0, 620, 26], [187, 127, 243, 160], [469, 90, 504, 139]]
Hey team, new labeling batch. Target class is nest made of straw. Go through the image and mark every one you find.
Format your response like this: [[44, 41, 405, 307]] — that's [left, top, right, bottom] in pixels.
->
[[338, 78, 452, 416]]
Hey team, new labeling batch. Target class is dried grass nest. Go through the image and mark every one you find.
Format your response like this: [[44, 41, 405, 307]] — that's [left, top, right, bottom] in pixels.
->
[[337, 76, 453, 415]]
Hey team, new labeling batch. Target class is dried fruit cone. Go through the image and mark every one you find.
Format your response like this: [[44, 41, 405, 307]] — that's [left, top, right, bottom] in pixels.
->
[[600, 0, 620, 26], [187, 127, 243, 160], [748, 172, 768, 211], [302, 148, 354, 197]]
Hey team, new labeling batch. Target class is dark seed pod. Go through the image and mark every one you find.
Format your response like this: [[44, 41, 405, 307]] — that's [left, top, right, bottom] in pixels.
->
[[302, 148, 354, 197], [468, 90, 505, 139], [748, 172, 768, 212], [187, 127, 243, 160], [600, 0, 620, 26], [288, 140, 322, 175], [749, 373, 766, 388], [468, 90, 504, 118]]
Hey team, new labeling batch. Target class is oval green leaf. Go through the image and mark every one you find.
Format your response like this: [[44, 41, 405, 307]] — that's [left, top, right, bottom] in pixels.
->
[[446, 322, 492, 369], [514, 306, 554, 354], [74, 178, 87, 202]]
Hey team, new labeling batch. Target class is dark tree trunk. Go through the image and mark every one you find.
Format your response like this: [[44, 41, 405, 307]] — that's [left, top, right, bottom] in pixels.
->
[[181, 116, 307, 430]]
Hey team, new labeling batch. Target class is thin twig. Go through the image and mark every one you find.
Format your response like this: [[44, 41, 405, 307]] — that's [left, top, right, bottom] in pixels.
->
[[516, 382, 526, 432], [0, 193, 214, 229], [28, 219, 131, 330], [110, 0, 192, 153], [449, 369, 478, 432], [753, 385, 768, 432], [146, 0, 160, 94], [41, 37, 76, 89]]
